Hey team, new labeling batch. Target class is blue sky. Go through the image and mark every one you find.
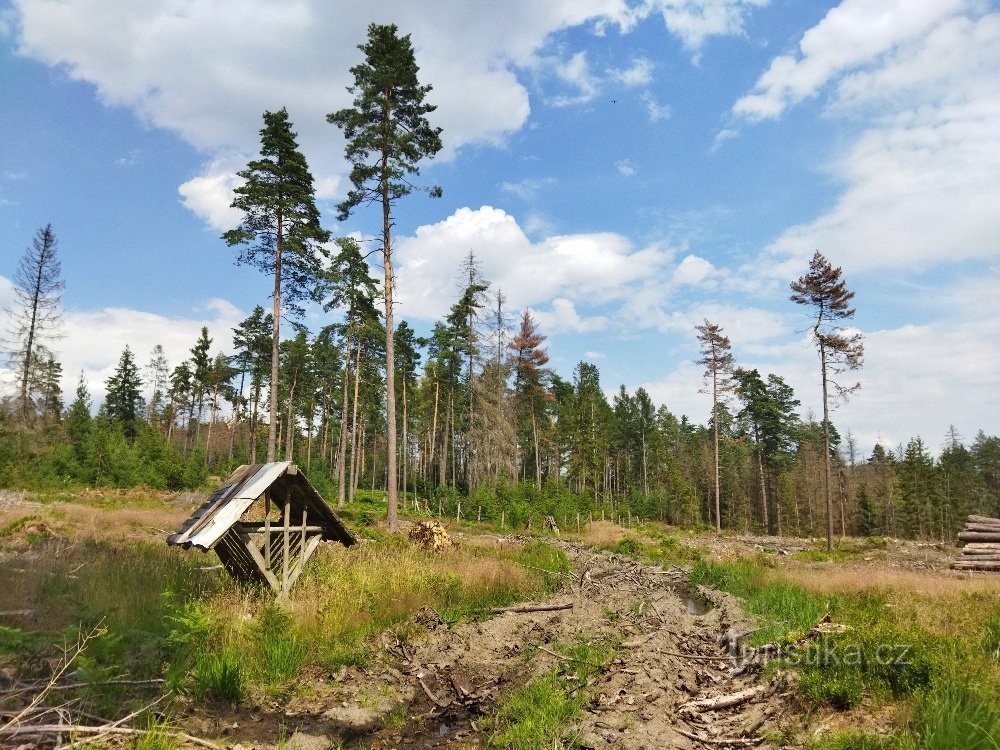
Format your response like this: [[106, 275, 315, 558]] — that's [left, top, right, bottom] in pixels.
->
[[1, 0, 997, 455]]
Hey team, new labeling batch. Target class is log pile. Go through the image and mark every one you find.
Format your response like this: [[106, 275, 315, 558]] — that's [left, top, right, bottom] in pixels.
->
[[408, 520, 452, 553], [953, 515, 1000, 572]]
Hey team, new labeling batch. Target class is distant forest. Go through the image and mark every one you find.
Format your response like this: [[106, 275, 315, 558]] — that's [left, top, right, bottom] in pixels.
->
[[2, 233, 997, 542]]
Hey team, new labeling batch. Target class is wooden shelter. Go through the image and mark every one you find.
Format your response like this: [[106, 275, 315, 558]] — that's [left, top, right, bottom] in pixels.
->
[[167, 462, 356, 596]]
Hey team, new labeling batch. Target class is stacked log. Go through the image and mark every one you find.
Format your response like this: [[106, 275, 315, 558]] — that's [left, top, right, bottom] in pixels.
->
[[953, 515, 1000, 571]]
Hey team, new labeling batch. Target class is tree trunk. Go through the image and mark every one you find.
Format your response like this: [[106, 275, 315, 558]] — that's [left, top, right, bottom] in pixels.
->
[[381, 150, 399, 531], [268, 216, 283, 462], [820, 338, 834, 552], [336, 327, 354, 507]]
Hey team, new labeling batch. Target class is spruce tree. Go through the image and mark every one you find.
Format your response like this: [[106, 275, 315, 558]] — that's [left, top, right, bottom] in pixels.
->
[[790, 251, 864, 550], [329, 23, 443, 530], [105, 345, 144, 440], [223, 108, 330, 462]]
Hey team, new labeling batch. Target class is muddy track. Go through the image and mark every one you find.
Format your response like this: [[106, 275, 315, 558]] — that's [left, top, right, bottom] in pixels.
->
[[205, 537, 798, 749]]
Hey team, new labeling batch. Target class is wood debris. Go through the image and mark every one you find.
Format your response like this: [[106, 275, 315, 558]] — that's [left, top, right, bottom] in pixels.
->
[[408, 520, 452, 552]]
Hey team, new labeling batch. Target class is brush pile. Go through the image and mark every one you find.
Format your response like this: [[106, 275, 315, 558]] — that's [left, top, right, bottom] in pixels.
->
[[953, 515, 1000, 572], [408, 520, 452, 553]]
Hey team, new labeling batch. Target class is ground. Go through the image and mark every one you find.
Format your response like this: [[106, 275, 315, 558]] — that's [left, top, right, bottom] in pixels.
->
[[2, 490, 997, 749]]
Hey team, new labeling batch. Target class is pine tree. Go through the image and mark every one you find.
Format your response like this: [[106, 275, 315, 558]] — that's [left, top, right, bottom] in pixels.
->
[[5, 224, 64, 422], [695, 320, 735, 533], [790, 251, 864, 550], [146, 344, 170, 425], [329, 23, 443, 530], [223, 108, 330, 462], [105, 345, 144, 440]]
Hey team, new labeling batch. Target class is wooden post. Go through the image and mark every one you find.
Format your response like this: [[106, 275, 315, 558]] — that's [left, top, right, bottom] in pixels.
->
[[282, 501, 291, 598], [264, 491, 272, 571], [457, 501, 461, 522], [478, 505, 482, 522], [577, 513, 581, 533], [300, 507, 307, 571], [501, 511, 505, 530]]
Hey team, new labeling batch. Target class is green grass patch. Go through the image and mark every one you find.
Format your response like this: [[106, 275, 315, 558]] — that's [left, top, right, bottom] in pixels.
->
[[488, 639, 616, 749], [603, 532, 703, 567]]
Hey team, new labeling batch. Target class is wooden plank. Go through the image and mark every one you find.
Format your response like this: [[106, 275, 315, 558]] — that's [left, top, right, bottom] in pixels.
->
[[239, 532, 281, 593], [285, 535, 322, 590], [185, 463, 291, 550], [282, 501, 291, 598], [237, 522, 324, 533]]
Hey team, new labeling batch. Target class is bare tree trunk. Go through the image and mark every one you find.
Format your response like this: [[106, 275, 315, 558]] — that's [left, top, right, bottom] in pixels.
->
[[713, 367, 721, 532], [381, 155, 399, 531], [336, 332, 354, 507], [268, 217, 283, 462], [820, 339, 834, 551], [757, 448, 769, 533], [531, 403, 541, 490]]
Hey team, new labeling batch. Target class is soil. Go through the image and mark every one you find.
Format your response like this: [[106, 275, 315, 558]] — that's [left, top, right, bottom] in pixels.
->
[[185, 536, 803, 749]]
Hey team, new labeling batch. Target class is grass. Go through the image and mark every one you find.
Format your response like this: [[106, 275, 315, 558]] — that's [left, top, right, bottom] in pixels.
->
[[688, 557, 1000, 748], [1, 511, 571, 708], [487, 639, 616, 749]]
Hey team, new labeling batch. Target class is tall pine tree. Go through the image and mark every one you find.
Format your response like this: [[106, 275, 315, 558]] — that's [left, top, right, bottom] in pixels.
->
[[223, 108, 330, 461], [329, 23, 443, 530], [790, 251, 864, 550]]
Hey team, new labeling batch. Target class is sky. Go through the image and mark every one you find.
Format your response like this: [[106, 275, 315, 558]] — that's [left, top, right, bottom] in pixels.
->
[[1, 0, 997, 457]]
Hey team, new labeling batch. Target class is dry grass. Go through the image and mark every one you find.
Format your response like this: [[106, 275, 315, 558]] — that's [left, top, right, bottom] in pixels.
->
[[774, 562, 1000, 597]]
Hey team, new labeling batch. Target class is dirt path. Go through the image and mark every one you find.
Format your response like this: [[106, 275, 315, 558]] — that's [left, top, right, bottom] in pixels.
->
[[207, 537, 798, 749]]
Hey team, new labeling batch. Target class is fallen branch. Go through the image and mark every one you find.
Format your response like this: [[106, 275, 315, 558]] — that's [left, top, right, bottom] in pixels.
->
[[415, 674, 451, 708], [0, 724, 218, 749], [491, 602, 573, 615], [680, 682, 774, 713], [676, 728, 764, 746], [60, 692, 173, 750], [1, 678, 166, 696], [535, 644, 606, 670]]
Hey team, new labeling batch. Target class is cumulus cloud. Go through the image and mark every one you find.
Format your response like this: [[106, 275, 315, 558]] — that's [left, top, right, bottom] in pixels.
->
[[532, 298, 610, 334], [648, 0, 770, 51], [733, 0, 964, 121], [609, 57, 654, 87], [12, 0, 767, 228], [0, 282, 245, 407], [394, 205, 673, 320], [738, 2, 1000, 274]]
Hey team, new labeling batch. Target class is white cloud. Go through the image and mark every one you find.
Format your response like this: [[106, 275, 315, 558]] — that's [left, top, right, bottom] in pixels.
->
[[549, 51, 600, 107], [114, 148, 140, 167], [672, 254, 714, 285], [710, 127, 739, 151], [0, 285, 245, 407], [609, 57, 654, 87], [2, 170, 27, 180], [615, 159, 638, 176], [12, 0, 766, 227], [531, 298, 610, 334], [393, 205, 673, 321], [584, 350, 606, 359], [649, 0, 770, 51], [760, 8, 1000, 273], [176, 156, 246, 232], [733, 0, 964, 121], [499, 177, 557, 201], [641, 91, 671, 121]]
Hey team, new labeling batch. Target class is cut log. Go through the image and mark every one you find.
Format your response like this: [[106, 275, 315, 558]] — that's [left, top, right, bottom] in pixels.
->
[[962, 523, 1000, 534], [956, 555, 1000, 563], [951, 561, 1000, 572], [967, 515, 1000, 525], [957, 532, 1000, 543], [963, 543, 1000, 552]]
